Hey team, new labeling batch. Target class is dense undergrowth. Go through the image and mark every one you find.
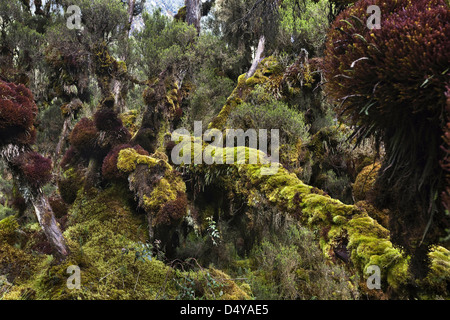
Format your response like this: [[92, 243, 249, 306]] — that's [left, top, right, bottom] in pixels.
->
[[1, 0, 449, 300]]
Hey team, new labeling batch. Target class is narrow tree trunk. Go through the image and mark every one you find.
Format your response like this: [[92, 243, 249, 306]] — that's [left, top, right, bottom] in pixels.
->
[[32, 193, 69, 258], [113, 79, 127, 114], [84, 157, 99, 191], [112, 0, 135, 113], [1, 145, 69, 258], [127, 0, 136, 36], [246, 35, 266, 79], [147, 214, 154, 241], [186, 0, 202, 34], [55, 117, 71, 158]]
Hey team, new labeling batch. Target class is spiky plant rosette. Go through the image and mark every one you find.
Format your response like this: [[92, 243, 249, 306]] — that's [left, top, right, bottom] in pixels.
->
[[324, 0, 450, 275], [14, 151, 53, 189], [325, 0, 449, 129]]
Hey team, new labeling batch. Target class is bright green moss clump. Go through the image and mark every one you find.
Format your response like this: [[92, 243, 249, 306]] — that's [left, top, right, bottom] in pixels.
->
[[1, 186, 248, 300], [117, 148, 160, 173], [0, 216, 19, 244]]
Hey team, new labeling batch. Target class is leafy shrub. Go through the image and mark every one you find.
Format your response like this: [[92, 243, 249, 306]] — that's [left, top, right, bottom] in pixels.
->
[[227, 85, 311, 147], [184, 67, 235, 128], [247, 223, 358, 300], [279, 0, 331, 56], [135, 9, 197, 78], [94, 108, 124, 131]]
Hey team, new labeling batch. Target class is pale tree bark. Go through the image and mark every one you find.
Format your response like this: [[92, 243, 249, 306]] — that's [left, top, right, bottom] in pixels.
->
[[186, 0, 202, 34], [246, 35, 266, 79], [32, 193, 69, 257], [0, 145, 69, 258], [55, 98, 82, 166], [113, 0, 136, 113]]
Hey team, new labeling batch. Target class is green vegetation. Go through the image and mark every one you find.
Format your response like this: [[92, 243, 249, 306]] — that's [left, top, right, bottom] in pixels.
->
[[0, 0, 448, 301]]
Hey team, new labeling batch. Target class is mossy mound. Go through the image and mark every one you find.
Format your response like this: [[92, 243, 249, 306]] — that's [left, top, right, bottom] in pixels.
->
[[353, 162, 381, 202], [117, 148, 187, 228], [1, 187, 248, 300]]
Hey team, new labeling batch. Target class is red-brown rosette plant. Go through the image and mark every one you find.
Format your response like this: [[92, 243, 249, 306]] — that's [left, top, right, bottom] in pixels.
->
[[323, 0, 450, 278], [0, 80, 68, 257]]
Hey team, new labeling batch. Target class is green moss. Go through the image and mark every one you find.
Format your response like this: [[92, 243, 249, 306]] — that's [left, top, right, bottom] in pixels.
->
[[0, 216, 19, 244], [58, 167, 84, 204], [143, 178, 177, 213], [175, 267, 251, 300], [8, 186, 179, 300], [353, 162, 380, 201], [117, 148, 160, 173], [208, 57, 284, 130], [120, 110, 138, 136], [188, 145, 447, 294], [174, 5, 187, 21], [333, 215, 347, 225]]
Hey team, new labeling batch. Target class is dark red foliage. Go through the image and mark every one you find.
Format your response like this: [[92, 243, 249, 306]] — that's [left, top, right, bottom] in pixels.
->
[[106, 126, 132, 148], [15, 151, 52, 188], [156, 192, 188, 225], [324, 0, 450, 276], [102, 144, 132, 181], [133, 144, 149, 157], [174, 107, 183, 120], [69, 117, 98, 156], [324, 0, 449, 125], [94, 108, 123, 131], [60, 146, 78, 169], [0, 80, 38, 146], [29, 231, 53, 255], [11, 193, 27, 216]]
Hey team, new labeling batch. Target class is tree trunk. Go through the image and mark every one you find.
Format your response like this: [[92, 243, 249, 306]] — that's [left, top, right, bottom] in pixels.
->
[[32, 193, 69, 258], [186, 0, 202, 34], [1, 144, 69, 258], [112, 0, 135, 113], [246, 35, 265, 79], [127, 0, 136, 36], [113, 79, 127, 114]]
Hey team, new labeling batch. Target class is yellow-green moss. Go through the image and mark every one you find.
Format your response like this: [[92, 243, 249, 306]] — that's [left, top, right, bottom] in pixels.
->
[[0, 216, 19, 244], [176, 268, 251, 300], [186, 145, 449, 295], [117, 148, 160, 173], [143, 179, 177, 212], [9, 187, 179, 300], [353, 162, 381, 201], [208, 57, 284, 130], [120, 110, 138, 136], [2, 186, 246, 300]]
